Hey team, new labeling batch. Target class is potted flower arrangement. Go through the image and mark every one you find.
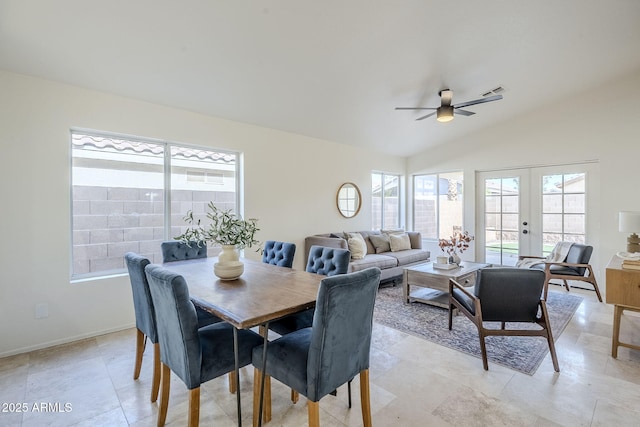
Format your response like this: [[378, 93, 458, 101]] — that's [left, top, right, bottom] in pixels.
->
[[438, 231, 474, 265], [176, 202, 260, 279]]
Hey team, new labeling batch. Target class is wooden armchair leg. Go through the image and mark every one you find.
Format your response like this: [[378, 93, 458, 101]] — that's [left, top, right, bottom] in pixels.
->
[[134, 329, 145, 380], [291, 389, 299, 403], [158, 363, 171, 427], [360, 369, 372, 427], [151, 343, 161, 402], [479, 332, 489, 370], [308, 400, 320, 427], [188, 387, 200, 427]]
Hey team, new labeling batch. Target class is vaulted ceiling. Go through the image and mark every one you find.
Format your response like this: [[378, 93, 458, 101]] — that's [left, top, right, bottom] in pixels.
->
[[1, 1, 639, 156]]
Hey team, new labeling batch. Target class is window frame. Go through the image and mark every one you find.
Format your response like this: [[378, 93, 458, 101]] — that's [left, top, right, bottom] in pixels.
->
[[412, 171, 464, 241], [70, 128, 241, 280], [371, 171, 403, 230]]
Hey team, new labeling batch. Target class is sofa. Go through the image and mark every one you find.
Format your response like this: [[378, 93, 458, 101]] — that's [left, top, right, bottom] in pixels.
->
[[304, 230, 430, 284]]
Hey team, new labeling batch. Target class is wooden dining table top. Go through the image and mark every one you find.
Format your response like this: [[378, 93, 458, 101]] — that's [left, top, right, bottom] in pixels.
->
[[161, 257, 322, 329]]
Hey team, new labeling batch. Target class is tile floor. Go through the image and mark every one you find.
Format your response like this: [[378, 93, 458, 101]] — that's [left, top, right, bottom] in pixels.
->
[[1, 286, 640, 426]]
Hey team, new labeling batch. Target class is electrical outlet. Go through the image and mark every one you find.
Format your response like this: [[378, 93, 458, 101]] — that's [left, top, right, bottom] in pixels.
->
[[35, 303, 49, 319]]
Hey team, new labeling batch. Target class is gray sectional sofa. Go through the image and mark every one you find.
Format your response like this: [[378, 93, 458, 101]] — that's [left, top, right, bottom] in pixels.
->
[[304, 230, 430, 284]]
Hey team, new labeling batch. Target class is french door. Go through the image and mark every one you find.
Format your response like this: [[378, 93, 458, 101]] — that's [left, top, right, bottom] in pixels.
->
[[476, 163, 597, 266]]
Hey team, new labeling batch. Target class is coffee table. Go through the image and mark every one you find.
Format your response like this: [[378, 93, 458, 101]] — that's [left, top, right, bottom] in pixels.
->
[[403, 261, 491, 308]]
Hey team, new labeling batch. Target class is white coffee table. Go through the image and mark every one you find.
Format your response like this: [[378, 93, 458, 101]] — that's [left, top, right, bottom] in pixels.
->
[[403, 261, 491, 308]]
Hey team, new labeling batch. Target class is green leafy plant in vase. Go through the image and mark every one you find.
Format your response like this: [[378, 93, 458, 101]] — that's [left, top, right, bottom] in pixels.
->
[[176, 202, 260, 280]]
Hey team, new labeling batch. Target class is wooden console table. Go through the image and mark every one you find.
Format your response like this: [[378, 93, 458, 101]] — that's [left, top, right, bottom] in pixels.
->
[[605, 255, 640, 358]]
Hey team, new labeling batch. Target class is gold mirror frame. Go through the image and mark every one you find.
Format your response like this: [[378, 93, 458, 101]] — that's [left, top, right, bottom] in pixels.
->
[[336, 182, 362, 218]]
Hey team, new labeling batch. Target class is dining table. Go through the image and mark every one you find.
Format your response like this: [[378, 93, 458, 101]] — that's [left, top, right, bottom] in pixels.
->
[[161, 256, 322, 427]]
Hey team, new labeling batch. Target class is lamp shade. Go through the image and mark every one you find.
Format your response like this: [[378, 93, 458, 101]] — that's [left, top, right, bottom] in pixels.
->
[[619, 211, 640, 232]]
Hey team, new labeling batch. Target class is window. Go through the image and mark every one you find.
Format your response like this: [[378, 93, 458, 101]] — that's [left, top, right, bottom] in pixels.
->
[[371, 172, 401, 230], [541, 173, 586, 254], [71, 130, 239, 279], [413, 171, 463, 239]]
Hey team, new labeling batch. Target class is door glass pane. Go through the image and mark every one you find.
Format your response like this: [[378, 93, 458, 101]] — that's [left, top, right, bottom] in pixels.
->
[[541, 173, 586, 245], [543, 194, 562, 213], [484, 176, 519, 266], [564, 194, 585, 213], [543, 214, 563, 233], [564, 214, 585, 234]]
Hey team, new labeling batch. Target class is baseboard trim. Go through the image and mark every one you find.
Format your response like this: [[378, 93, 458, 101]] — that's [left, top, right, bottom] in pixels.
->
[[0, 323, 135, 358]]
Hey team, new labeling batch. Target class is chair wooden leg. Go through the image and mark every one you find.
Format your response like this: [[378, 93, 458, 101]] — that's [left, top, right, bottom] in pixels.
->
[[587, 268, 603, 302], [540, 301, 560, 372], [158, 363, 171, 427], [228, 370, 237, 394], [478, 330, 489, 370], [134, 329, 145, 380], [359, 369, 372, 427], [188, 387, 200, 427], [291, 389, 299, 403], [308, 400, 320, 427], [563, 280, 570, 292], [151, 342, 161, 402], [252, 368, 271, 427]]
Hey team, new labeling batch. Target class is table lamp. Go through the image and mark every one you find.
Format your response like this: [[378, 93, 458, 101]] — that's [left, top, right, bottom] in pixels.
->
[[619, 211, 640, 253]]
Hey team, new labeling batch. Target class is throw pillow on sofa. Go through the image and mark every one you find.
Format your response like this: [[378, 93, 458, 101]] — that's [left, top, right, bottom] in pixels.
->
[[369, 234, 391, 253], [344, 232, 367, 259], [389, 233, 412, 252]]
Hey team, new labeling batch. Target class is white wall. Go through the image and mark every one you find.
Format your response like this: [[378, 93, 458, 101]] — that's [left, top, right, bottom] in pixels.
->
[[408, 69, 640, 288], [0, 70, 405, 356]]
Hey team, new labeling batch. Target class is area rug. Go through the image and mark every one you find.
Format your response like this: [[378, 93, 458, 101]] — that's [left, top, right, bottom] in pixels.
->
[[373, 285, 582, 375]]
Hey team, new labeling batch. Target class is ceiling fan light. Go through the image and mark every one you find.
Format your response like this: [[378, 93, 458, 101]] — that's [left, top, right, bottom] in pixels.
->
[[436, 106, 454, 122]]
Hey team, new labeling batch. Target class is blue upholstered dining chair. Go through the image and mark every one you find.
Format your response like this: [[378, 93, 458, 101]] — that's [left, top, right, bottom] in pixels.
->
[[262, 240, 296, 268], [161, 240, 208, 263], [125, 252, 225, 403], [145, 264, 263, 427], [268, 245, 350, 336], [124, 252, 161, 403], [266, 245, 352, 408], [252, 267, 381, 427], [160, 241, 223, 327]]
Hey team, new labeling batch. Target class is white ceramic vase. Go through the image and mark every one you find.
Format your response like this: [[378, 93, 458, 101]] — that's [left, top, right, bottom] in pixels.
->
[[214, 245, 244, 280]]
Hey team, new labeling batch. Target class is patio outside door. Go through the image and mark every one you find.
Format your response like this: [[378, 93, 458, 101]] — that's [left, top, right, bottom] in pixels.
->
[[476, 163, 596, 266], [477, 169, 531, 266]]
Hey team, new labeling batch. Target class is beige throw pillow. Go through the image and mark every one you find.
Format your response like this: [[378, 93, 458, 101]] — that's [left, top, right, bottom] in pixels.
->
[[345, 232, 367, 259], [389, 233, 412, 252], [369, 234, 391, 253]]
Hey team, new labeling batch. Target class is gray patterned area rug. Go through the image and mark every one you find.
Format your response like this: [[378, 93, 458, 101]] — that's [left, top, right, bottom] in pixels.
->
[[373, 285, 583, 375]]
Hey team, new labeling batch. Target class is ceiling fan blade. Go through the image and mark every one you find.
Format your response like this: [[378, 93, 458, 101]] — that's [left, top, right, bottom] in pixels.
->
[[416, 111, 437, 120], [453, 94, 502, 109], [454, 109, 475, 116], [395, 107, 437, 110]]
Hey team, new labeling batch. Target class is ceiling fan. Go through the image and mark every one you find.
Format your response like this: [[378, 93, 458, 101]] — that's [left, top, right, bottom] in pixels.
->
[[395, 89, 503, 123]]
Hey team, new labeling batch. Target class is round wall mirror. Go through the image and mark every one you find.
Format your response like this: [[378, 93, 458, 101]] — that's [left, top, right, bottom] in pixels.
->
[[336, 182, 362, 218]]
